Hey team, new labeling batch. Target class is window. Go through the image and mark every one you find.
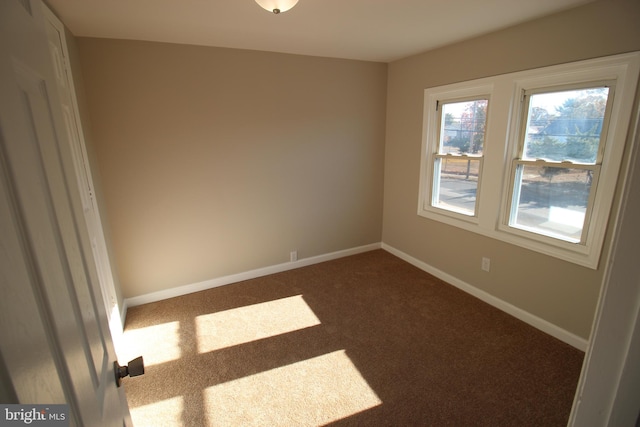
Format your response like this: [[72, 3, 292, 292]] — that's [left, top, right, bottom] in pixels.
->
[[418, 53, 640, 268], [507, 85, 613, 243], [433, 99, 488, 216], [419, 84, 494, 223]]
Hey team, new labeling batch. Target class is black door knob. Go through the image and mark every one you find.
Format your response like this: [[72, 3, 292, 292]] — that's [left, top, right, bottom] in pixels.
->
[[114, 356, 144, 387]]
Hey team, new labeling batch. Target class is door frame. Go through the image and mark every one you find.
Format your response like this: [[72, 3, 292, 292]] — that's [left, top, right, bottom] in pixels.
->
[[41, 3, 124, 344], [568, 79, 640, 426]]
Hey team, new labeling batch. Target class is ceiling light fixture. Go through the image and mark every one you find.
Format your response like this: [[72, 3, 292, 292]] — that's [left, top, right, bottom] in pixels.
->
[[255, 0, 299, 14]]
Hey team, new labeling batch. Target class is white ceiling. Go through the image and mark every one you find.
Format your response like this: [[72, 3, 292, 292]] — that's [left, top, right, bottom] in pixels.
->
[[45, 0, 595, 63]]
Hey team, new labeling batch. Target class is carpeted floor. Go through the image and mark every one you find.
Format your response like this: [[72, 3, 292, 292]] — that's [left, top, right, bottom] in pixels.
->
[[120, 250, 584, 426]]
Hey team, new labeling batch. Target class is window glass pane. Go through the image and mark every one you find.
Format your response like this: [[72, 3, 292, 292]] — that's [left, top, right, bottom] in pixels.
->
[[433, 157, 480, 215], [511, 164, 593, 242], [523, 87, 609, 164], [439, 99, 488, 155]]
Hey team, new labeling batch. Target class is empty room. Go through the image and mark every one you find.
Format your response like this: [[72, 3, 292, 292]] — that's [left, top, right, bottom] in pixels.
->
[[1, 0, 640, 425]]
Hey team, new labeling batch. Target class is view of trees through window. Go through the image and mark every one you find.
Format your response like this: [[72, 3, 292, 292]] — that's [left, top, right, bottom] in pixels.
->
[[440, 99, 487, 155], [523, 87, 609, 164]]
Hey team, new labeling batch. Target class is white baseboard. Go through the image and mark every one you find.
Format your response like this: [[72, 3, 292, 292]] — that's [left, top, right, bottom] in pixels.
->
[[124, 243, 382, 309], [381, 243, 588, 351]]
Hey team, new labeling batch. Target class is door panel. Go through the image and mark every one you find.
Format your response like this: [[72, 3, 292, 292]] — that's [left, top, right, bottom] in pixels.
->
[[0, 140, 67, 409], [0, 1, 131, 425]]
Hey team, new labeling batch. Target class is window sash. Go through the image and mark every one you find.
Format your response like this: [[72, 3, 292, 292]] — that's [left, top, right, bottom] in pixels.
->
[[436, 97, 489, 156], [506, 82, 615, 246], [432, 154, 483, 216], [517, 82, 615, 165], [425, 96, 489, 218], [507, 160, 600, 244]]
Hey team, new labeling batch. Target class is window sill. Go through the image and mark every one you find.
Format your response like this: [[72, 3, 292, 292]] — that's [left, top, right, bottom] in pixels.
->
[[418, 207, 597, 268]]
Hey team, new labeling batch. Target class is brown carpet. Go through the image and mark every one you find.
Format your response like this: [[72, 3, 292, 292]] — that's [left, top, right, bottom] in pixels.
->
[[120, 250, 584, 426]]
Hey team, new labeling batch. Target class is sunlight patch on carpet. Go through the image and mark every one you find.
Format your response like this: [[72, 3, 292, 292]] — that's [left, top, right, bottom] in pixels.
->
[[129, 396, 183, 426], [203, 350, 382, 426], [195, 295, 321, 353], [119, 321, 181, 366]]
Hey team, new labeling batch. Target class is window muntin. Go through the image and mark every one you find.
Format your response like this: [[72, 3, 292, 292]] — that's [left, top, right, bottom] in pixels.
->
[[431, 98, 488, 216], [507, 85, 613, 243]]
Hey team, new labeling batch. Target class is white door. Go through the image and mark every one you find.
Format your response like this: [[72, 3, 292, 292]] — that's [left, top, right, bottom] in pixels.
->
[[0, 1, 132, 426], [42, 3, 124, 348]]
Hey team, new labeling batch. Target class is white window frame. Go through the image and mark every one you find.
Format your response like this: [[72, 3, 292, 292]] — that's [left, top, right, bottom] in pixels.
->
[[503, 81, 615, 245], [419, 83, 494, 224], [418, 52, 640, 269]]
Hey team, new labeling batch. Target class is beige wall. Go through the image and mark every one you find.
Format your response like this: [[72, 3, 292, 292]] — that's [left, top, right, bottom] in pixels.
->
[[76, 38, 387, 299], [383, 0, 640, 339]]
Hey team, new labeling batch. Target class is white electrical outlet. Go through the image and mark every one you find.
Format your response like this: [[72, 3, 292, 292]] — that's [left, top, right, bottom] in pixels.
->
[[481, 257, 491, 272], [290, 250, 298, 262]]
